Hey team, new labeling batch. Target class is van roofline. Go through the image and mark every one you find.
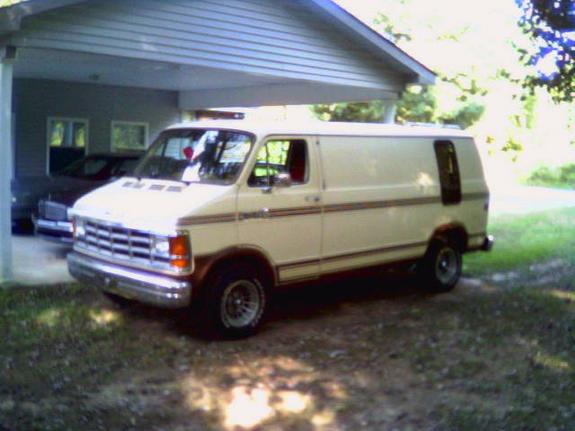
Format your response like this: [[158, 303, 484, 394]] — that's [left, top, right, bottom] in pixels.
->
[[165, 120, 473, 139]]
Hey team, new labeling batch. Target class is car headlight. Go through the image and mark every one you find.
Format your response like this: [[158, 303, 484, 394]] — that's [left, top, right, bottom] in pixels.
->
[[11, 195, 17, 204]]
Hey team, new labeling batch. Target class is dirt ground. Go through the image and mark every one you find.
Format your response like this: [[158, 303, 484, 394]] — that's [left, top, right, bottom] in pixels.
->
[[2, 259, 574, 431]]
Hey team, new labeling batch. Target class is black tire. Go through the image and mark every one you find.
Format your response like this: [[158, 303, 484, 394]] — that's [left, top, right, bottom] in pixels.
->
[[418, 238, 462, 293], [202, 262, 268, 339], [102, 291, 133, 308]]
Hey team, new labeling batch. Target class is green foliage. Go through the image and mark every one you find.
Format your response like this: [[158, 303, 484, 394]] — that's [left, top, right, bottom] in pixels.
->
[[525, 163, 575, 189], [0, 0, 23, 7], [310, 101, 385, 123], [396, 85, 436, 124], [516, 0, 575, 103]]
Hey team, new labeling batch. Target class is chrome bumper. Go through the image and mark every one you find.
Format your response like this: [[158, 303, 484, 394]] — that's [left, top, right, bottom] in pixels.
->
[[481, 235, 495, 252], [35, 218, 74, 244], [68, 252, 192, 308]]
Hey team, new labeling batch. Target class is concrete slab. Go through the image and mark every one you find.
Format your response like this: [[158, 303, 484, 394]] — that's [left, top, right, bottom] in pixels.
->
[[12, 234, 73, 286]]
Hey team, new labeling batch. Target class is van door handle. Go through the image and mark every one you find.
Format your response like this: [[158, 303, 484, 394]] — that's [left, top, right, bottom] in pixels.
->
[[305, 195, 321, 203]]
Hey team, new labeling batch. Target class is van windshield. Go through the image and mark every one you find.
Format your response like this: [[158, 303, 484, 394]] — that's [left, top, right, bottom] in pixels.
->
[[133, 129, 254, 185]]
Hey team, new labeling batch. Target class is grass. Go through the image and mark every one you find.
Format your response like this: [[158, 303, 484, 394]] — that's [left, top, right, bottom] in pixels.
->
[[1, 208, 574, 430], [464, 207, 575, 275]]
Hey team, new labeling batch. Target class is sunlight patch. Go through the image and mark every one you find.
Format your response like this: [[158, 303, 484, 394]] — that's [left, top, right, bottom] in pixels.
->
[[89, 309, 121, 326], [549, 289, 575, 303], [224, 386, 275, 428], [534, 352, 571, 372], [36, 308, 62, 328], [181, 355, 345, 430]]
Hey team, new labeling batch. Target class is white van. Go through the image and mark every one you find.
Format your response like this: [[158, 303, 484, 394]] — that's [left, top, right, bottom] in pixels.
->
[[68, 121, 493, 337]]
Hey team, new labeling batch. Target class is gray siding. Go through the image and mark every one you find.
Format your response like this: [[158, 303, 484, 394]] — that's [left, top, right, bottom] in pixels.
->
[[13, 79, 180, 177], [11, 0, 402, 90]]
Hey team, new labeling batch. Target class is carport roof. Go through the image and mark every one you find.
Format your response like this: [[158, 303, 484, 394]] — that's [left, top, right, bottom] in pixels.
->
[[0, 0, 436, 85]]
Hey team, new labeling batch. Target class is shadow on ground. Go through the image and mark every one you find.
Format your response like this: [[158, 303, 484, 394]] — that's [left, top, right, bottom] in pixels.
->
[[1, 268, 573, 431]]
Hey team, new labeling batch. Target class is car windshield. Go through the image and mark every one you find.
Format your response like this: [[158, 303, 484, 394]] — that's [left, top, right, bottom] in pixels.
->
[[55, 156, 111, 179], [133, 129, 254, 185]]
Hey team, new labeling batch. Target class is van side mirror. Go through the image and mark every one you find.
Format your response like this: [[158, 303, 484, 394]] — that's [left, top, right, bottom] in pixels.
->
[[272, 173, 292, 188]]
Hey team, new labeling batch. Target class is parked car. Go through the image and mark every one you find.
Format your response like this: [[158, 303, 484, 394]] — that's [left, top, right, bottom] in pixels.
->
[[68, 121, 494, 338], [12, 153, 141, 229], [30, 154, 141, 242]]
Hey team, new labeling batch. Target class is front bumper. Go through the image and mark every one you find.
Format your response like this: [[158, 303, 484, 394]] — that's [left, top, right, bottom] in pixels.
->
[[35, 218, 74, 244], [68, 252, 192, 308]]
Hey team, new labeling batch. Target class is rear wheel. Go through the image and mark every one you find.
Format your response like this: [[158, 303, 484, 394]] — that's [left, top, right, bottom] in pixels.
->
[[419, 238, 462, 293], [203, 263, 268, 339]]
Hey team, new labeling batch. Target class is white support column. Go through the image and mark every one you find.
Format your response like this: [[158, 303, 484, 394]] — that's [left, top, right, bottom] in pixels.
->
[[382, 102, 397, 124], [0, 54, 14, 283]]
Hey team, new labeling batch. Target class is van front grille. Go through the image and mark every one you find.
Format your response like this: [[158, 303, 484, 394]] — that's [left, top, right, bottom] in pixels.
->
[[75, 219, 172, 271]]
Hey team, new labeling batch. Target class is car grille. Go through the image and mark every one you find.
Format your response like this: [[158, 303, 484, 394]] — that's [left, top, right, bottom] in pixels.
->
[[75, 219, 172, 271], [39, 201, 68, 221]]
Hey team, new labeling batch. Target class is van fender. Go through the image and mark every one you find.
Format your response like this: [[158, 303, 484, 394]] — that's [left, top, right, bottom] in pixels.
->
[[190, 245, 278, 298]]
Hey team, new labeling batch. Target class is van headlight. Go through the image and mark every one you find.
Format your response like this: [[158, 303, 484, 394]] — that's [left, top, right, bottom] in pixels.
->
[[151, 232, 190, 271], [151, 235, 170, 256]]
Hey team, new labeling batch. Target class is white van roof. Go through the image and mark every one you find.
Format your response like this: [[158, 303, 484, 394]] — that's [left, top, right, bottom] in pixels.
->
[[166, 120, 473, 139]]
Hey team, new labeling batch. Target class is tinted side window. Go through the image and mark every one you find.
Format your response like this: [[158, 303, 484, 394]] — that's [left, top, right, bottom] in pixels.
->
[[248, 139, 308, 187], [434, 140, 461, 205]]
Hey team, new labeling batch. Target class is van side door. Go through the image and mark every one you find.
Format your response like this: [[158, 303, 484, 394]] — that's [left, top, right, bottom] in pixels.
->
[[237, 136, 322, 284]]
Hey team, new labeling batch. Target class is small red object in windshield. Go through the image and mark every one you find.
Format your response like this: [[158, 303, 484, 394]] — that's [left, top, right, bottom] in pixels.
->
[[183, 147, 194, 160]]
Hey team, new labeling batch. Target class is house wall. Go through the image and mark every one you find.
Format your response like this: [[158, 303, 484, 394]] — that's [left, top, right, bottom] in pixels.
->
[[12, 79, 180, 177]]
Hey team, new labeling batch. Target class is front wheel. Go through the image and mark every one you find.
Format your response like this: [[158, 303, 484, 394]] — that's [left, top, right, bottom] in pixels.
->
[[203, 264, 268, 339], [418, 238, 462, 293]]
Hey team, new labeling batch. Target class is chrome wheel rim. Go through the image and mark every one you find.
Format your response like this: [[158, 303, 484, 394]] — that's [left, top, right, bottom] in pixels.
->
[[221, 280, 262, 328], [435, 247, 459, 285]]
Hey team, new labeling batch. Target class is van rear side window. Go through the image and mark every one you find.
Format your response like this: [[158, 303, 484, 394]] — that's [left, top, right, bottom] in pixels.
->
[[434, 140, 462, 205]]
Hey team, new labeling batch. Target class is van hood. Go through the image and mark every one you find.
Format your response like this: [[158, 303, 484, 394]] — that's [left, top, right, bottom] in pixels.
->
[[71, 178, 235, 230]]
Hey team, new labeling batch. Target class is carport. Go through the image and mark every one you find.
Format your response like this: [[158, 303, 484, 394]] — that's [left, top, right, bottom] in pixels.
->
[[0, 0, 435, 282]]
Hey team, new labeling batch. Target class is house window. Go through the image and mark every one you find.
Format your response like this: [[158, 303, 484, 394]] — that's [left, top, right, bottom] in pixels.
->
[[47, 117, 88, 174], [111, 121, 149, 152], [434, 140, 462, 205]]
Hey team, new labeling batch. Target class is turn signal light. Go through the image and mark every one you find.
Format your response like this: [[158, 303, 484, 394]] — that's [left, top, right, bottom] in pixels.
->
[[169, 234, 190, 270]]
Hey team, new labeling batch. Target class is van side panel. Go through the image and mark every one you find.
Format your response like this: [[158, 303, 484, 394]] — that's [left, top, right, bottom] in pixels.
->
[[318, 135, 488, 275], [453, 138, 490, 248]]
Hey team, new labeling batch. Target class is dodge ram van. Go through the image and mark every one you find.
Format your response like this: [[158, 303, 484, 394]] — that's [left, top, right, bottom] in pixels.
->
[[68, 121, 493, 337]]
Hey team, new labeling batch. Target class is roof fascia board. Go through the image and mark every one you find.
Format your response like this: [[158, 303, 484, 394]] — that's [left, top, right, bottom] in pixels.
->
[[0, 0, 87, 32], [309, 0, 436, 85]]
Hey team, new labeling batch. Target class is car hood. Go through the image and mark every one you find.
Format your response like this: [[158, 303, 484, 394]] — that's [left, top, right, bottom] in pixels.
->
[[42, 186, 102, 207], [71, 178, 236, 232], [12, 176, 98, 204]]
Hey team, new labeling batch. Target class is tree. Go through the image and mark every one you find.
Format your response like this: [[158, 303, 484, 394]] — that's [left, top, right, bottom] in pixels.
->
[[516, 0, 575, 101], [312, 0, 491, 129]]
